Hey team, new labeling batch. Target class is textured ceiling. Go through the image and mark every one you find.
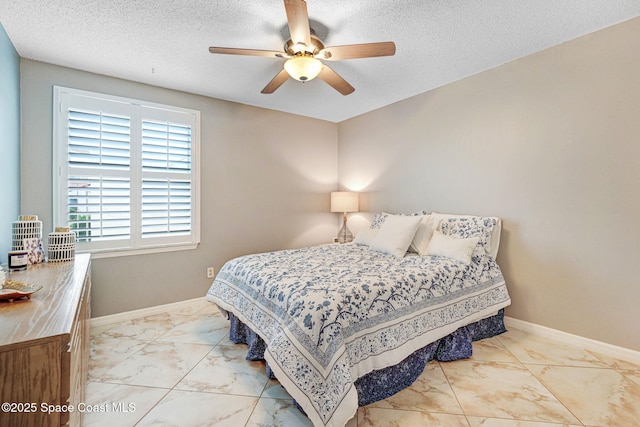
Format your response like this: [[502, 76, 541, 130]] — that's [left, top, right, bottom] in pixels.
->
[[1, 1, 639, 122]]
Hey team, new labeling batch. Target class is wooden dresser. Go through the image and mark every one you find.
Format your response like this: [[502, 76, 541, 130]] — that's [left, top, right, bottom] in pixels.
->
[[0, 254, 91, 427]]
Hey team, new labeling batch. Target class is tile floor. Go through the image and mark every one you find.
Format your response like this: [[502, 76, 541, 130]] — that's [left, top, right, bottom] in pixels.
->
[[85, 299, 640, 426]]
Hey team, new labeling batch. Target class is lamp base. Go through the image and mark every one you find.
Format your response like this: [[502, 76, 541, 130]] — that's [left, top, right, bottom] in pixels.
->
[[336, 222, 353, 244]]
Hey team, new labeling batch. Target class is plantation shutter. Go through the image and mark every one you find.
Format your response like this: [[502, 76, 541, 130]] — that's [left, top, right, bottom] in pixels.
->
[[141, 119, 193, 238], [67, 108, 132, 244], [54, 86, 200, 255]]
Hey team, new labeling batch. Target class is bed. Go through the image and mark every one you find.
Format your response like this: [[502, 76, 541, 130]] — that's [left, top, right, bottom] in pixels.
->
[[206, 212, 511, 427]]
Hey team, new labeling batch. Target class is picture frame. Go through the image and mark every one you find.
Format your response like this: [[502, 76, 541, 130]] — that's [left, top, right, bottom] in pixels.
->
[[23, 237, 45, 264]]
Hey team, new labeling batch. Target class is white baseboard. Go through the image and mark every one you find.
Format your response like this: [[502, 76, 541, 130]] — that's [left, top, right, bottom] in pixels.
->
[[505, 316, 640, 366], [90, 296, 208, 328]]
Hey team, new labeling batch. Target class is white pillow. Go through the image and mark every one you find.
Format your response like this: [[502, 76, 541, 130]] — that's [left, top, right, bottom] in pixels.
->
[[410, 214, 440, 254], [431, 212, 502, 258], [375, 211, 430, 253], [369, 214, 422, 257], [371, 210, 428, 231], [353, 228, 378, 246], [424, 229, 480, 265]]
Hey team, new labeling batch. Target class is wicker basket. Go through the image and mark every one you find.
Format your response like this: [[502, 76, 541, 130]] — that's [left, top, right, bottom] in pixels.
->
[[48, 232, 76, 262], [12, 220, 43, 251]]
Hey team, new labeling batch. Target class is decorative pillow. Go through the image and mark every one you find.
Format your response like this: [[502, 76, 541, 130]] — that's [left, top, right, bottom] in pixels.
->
[[370, 212, 390, 230], [432, 213, 499, 257], [424, 230, 480, 265], [369, 214, 422, 257], [353, 228, 378, 246], [411, 214, 440, 254], [370, 210, 428, 230]]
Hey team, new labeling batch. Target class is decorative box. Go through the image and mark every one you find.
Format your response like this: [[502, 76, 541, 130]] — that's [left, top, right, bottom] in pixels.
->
[[48, 232, 76, 262], [12, 220, 43, 251]]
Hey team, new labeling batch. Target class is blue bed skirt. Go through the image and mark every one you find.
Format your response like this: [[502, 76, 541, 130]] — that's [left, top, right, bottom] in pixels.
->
[[227, 308, 506, 407]]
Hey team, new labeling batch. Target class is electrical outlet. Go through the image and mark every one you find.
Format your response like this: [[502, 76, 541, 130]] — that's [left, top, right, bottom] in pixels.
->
[[207, 267, 215, 278]]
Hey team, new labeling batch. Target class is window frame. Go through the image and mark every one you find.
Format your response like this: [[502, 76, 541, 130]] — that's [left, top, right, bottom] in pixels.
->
[[53, 86, 201, 258]]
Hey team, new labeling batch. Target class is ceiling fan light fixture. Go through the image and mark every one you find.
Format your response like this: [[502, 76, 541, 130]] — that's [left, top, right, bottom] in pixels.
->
[[284, 55, 323, 81]]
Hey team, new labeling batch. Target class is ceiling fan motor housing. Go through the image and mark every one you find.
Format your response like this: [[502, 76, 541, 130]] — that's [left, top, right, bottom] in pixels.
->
[[284, 34, 325, 56]]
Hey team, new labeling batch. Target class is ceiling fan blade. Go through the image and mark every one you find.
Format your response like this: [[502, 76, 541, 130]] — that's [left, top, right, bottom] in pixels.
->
[[284, 0, 311, 46], [318, 65, 355, 96], [209, 47, 290, 58], [261, 69, 290, 94], [317, 42, 396, 60]]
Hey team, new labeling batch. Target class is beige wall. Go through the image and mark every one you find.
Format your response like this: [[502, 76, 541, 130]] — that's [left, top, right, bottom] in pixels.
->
[[20, 59, 338, 317], [338, 18, 640, 351]]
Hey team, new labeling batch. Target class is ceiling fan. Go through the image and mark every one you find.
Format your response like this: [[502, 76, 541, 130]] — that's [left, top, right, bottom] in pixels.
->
[[208, 0, 396, 95]]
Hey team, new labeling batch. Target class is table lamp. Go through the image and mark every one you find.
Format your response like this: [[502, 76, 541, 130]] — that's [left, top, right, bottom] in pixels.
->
[[330, 191, 359, 243]]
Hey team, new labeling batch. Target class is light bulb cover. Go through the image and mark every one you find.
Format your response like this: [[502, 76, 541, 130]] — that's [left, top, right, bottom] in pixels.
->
[[284, 56, 323, 82]]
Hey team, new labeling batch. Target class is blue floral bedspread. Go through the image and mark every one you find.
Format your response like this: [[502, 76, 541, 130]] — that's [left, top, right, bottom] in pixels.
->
[[206, 243, 510, 427]]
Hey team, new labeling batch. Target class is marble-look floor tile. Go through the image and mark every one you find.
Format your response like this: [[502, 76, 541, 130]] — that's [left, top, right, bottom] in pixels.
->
[[471, 336, 520, 363], [88, 336, 147, 380], [527, 364, 640, 426], [370, 361, 463, 414], [194, 301, 223, 316], [89, 322, 117, 337], [621, 369, 640, 386], [155, 312, 230, 345], [497, 328, 607, 368], [587, 350, 640, 371], [261, 379, 292, 399], [166, 299, 212, 316], [466, 417, 582, 427], [441, 360, 580, 424], [95, 313, 192, 341], [82, 382, 169, 427], [98, 341, 212, 388], [86, 313, 640, 427], [136, 390, 257, 427], [358, 407, 470, 426], [175, 344, 268, 396], [246, 398, 314, 427]]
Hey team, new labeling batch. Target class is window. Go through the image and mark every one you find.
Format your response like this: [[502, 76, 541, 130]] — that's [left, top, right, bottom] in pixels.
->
[[53, 86, 200, 257]]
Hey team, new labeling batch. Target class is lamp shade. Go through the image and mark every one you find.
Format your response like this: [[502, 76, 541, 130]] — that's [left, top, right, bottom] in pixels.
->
[[284, 56, 323, 81], [331, 191, 359, 213]]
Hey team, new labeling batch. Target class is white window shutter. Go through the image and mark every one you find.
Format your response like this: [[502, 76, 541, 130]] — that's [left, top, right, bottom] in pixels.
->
[[53, 86, 200, 256]]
